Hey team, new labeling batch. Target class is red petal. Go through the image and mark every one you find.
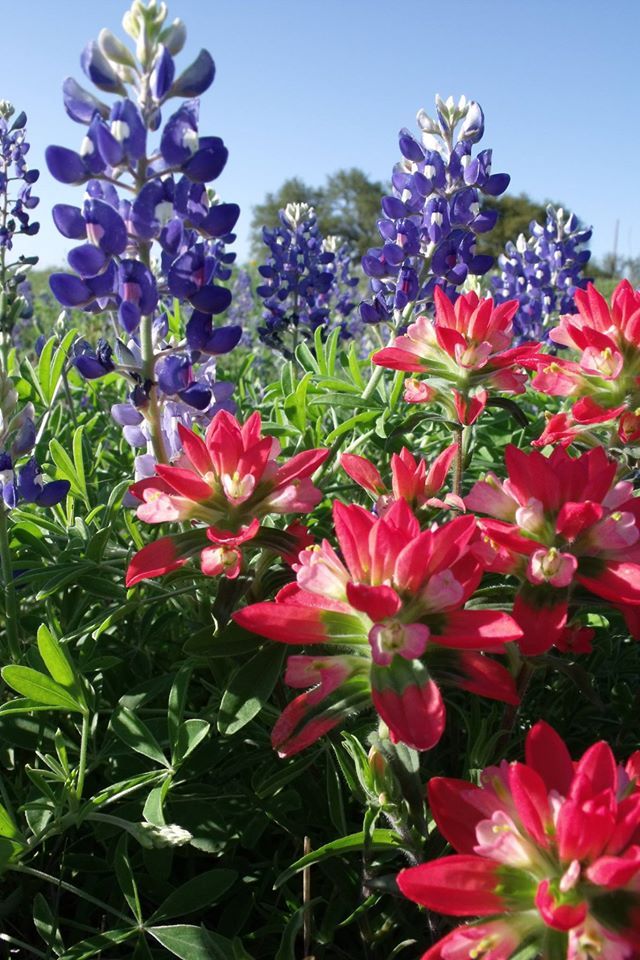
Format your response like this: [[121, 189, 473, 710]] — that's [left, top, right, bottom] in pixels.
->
[[534, 879, 587, 932], [340, 453, 385, 494], [456, 651, 519, 705], [509, 763, 551, 847], [346, 582, 401, 621], [177, 423, 213, 476], [155, 464, 212, 501], [578, 562, 640, 605], [525, 721, 574, 795], [274, 448, 330, 486], [513, 592, 567, 655], [397, 856, 504, 915], [427, 778, 495, 853], [333, 501, 375, 581], [125, 537, 187, 586], [372, 347, 425, 372], [436, 610, 522, 651], [232, 601, 328, 644]]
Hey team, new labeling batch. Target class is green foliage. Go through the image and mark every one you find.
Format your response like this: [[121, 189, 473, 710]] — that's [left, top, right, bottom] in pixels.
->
[[0, 273, 638, 960]]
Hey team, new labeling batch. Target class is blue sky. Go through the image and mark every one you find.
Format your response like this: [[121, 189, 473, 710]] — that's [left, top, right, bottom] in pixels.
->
[[3, 0, 638, 268]]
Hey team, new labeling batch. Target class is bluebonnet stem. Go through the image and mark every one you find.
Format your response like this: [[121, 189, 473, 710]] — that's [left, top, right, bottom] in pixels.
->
[[256, 203, 360, 357], [0, 102, 40, 368], [361, 96, 509, 330], [46, 0, 240, 465], [493, 204, 592, 342]]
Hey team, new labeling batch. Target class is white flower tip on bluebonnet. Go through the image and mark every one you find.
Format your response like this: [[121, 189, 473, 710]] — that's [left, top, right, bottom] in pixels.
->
[[323, 235, 340, 254], [516, 235, 528, 255], [416, 108, 440, 136], [282, 202, 314, 230], [0, 101, 15, 121], [135, 821, 193, 849], [460, 275, 483, 296]]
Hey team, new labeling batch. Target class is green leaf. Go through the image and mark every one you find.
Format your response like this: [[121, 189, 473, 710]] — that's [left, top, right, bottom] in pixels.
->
[[49, 437, 87, 504], [114, 834, 142, 922], [0, 697, 55, 716], [173, 719, 210, 765], [57, 929, 136, 960], [0, 801, 23, 842], [36, 335, 55, 403], [37, 624, 77, 689], [73, 425, 88, 497], [168, 664, 194, 752], [325, 409, 379, 444], [110, 707, 169, 767], [274, 903, 320, 960], [150, 869, 237, 922], [1, 667, 84, 713], [217, 645, 285, 736], [148, 925, 232, 960], [275, 829, 402, 887], [33, 891, 65, 953]]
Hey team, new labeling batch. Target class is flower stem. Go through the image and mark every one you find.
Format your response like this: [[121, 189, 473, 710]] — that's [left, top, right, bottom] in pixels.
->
[[75, 712, 90, 802], [452, 425, 465, 497], [0, 505, 20, 662], [139, 311, 168, 464]]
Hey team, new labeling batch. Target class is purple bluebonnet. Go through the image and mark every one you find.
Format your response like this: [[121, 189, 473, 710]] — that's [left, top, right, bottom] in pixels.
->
[[46, 0, 241, 467], [492, 204, 592, 342], [0, 371, 69, 510], [256, 203, 360, 357], [0, 102, 40, 359], [360, 96, 508, 328]]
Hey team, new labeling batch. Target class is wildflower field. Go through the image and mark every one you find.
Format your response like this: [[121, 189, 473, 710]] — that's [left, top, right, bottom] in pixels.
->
[[0, 2, 639, 958]]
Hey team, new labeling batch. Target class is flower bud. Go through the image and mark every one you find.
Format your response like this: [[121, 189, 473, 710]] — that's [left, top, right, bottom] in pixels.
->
[[459, 101, 484, 143], [160, 18, 186, 55], [416, 108, 439, 135], [81, 41, 127, 95], [131, 821, 192, 849], [98, 28, 137, 68]]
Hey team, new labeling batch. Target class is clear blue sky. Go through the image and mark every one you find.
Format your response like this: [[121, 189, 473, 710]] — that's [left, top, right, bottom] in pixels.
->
[[2, 0, 638, 268]]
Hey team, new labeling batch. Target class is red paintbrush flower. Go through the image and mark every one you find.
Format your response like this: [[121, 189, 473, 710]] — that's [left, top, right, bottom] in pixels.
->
[[372, 288, 541, 424], [397, 721, 640, 960], [532, 280, 640, 447], [341, 442, 462, 514], [125, 411, 329, 586], [233, 499, 521, 756], [466, 444, 640, 653]]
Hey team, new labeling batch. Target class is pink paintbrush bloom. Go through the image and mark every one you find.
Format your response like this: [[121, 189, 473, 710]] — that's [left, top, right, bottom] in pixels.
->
[[398, 721, 640, 960], [372, 288, 541, 425], [234, 499, 521, 755], [466, 444, 640, 653], [125, 411, 329, 586], [532, 281, 640, 447], [341, 443, 462, 515]]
